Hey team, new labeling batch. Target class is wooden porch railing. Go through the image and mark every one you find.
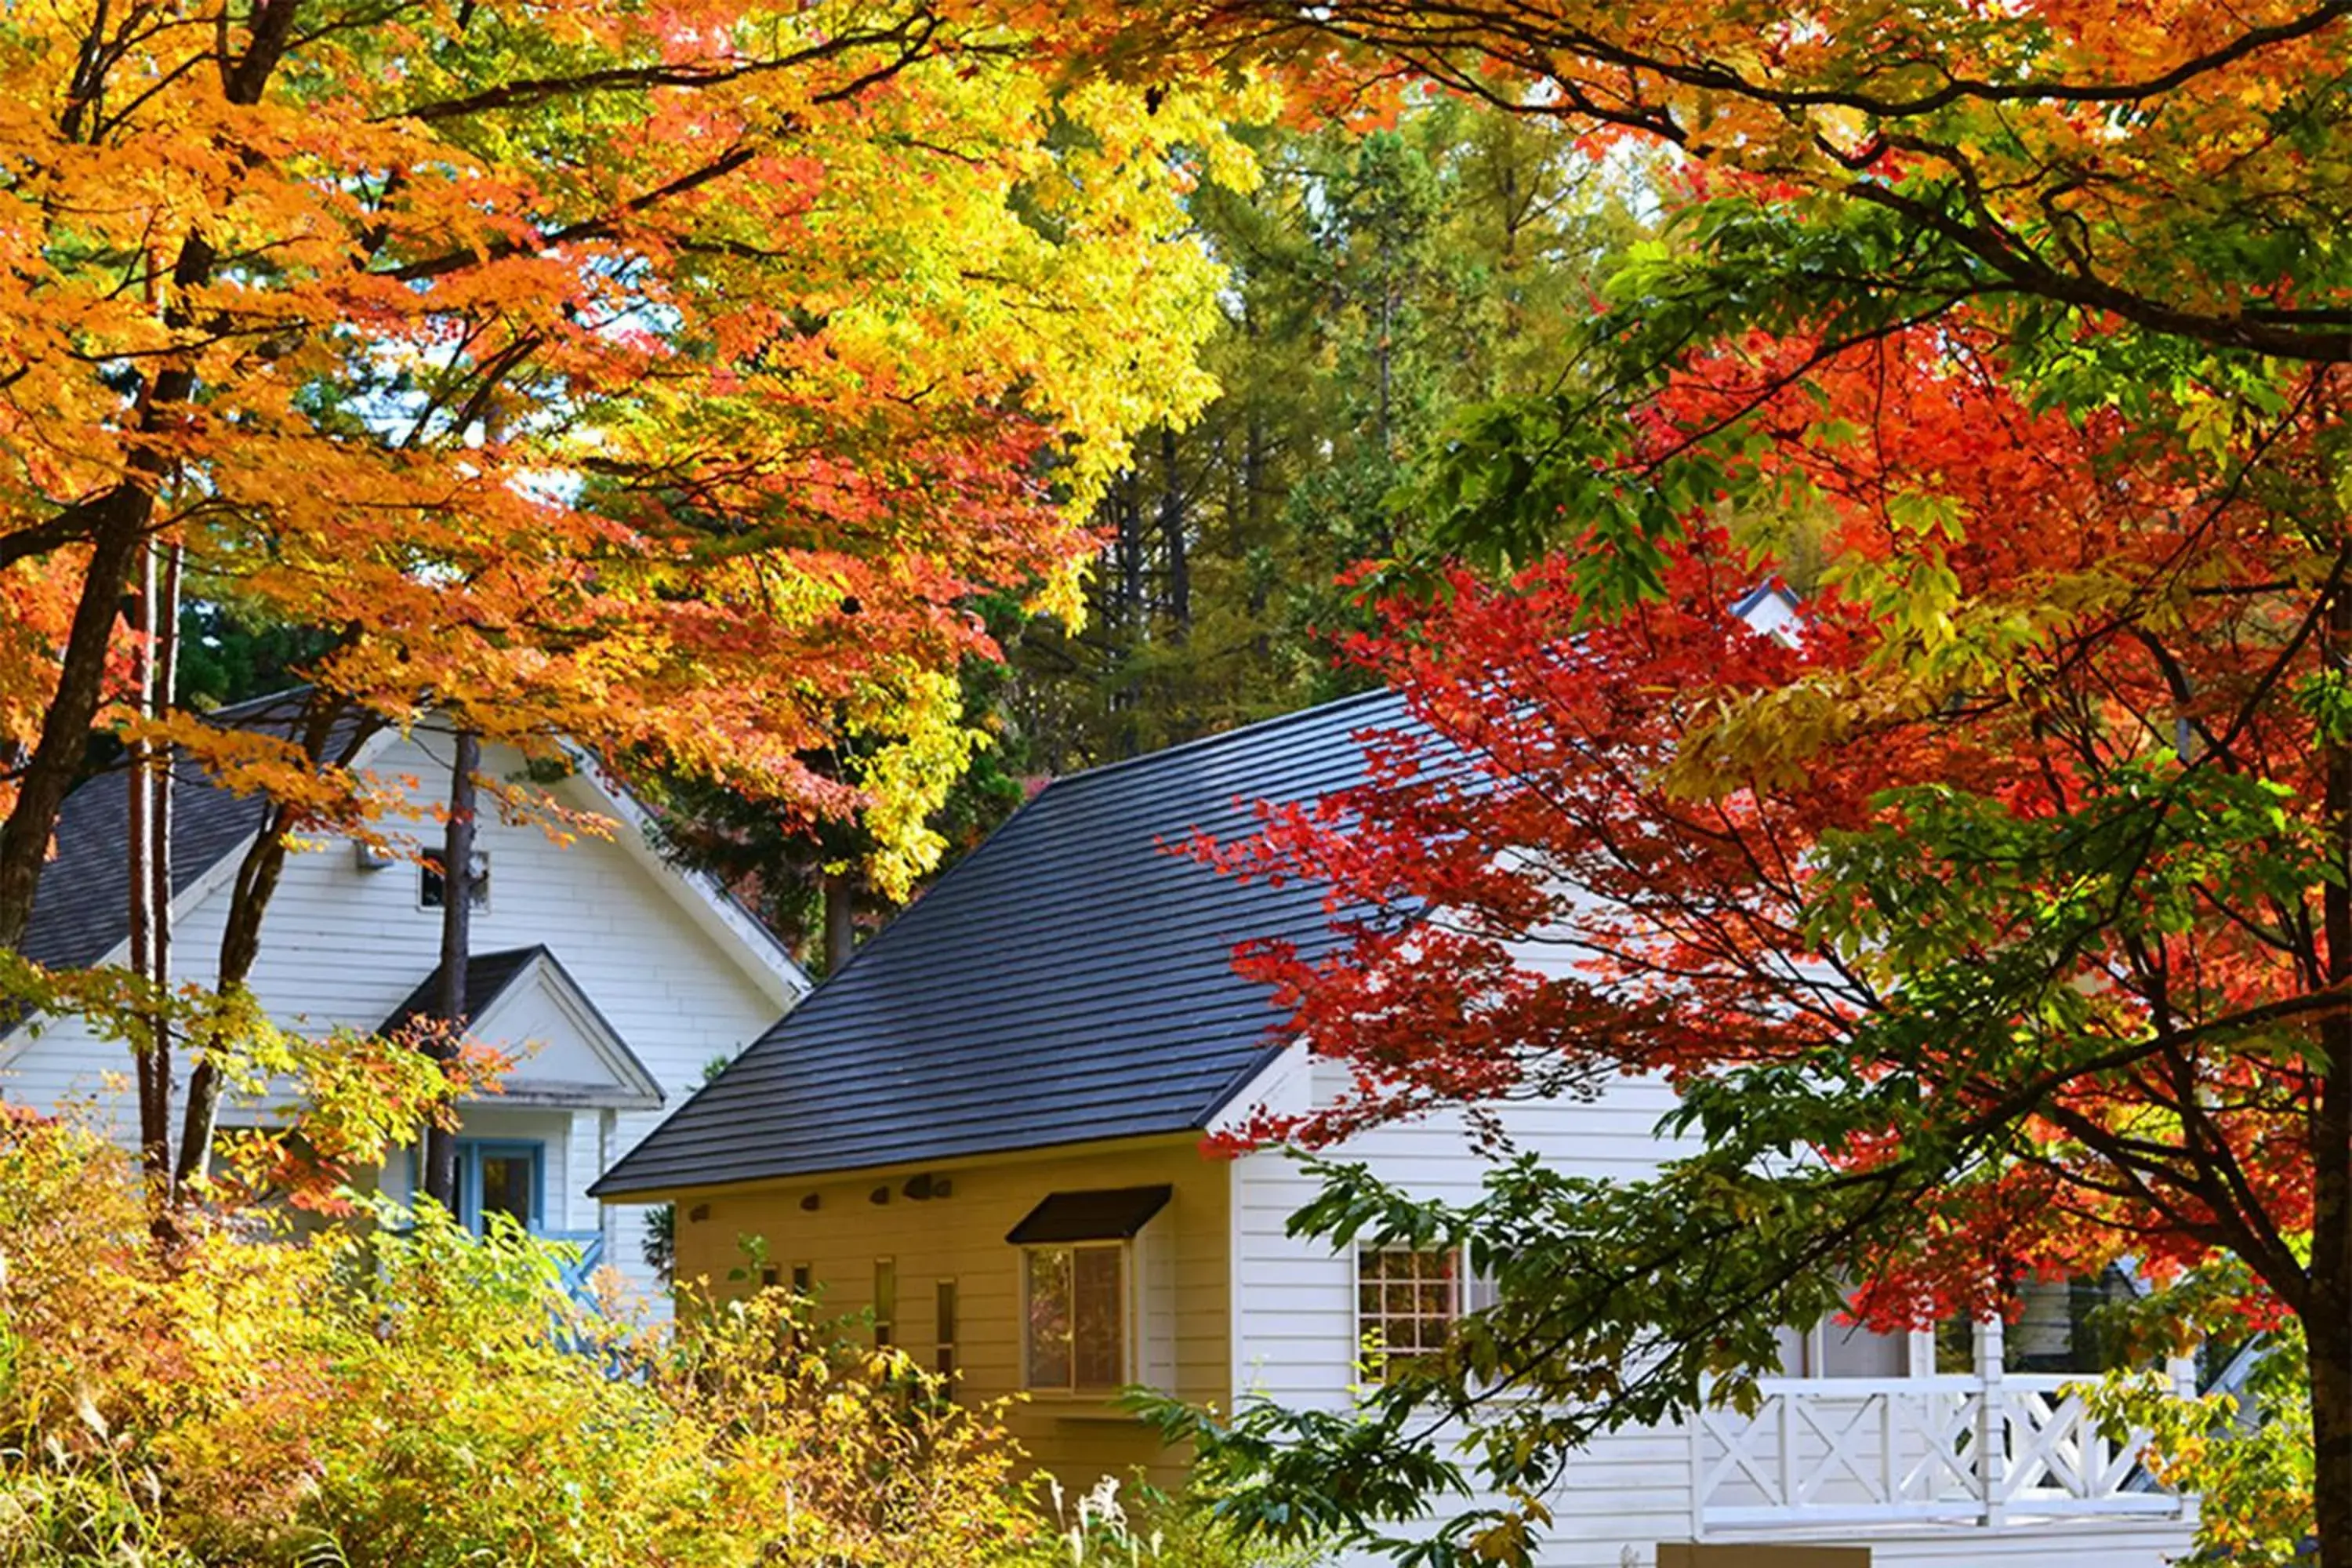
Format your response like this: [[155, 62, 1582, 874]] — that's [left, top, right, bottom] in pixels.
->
[[1691, 1322, 2197, 1534]]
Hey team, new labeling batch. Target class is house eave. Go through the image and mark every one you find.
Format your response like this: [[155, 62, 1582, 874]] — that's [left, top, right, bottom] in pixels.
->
[[591, 1127, 1207, 1205]]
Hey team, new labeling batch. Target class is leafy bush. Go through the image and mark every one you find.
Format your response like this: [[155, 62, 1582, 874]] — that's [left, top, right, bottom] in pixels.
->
[[0, 1113, 1305, 1568]]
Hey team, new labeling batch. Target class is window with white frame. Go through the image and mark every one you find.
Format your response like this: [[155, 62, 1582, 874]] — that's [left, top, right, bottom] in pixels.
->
[[419, 848, 489, 910], [1022, 1243, 1125, 1392], [1357, 1247, 1460, 1372]]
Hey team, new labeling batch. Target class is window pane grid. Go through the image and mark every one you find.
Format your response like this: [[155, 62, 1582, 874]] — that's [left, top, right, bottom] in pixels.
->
[[1359, 1248, 1457, 1369]]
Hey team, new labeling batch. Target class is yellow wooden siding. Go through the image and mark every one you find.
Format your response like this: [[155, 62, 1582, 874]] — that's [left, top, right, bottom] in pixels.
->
[[672, 1138, 1231, 1488]]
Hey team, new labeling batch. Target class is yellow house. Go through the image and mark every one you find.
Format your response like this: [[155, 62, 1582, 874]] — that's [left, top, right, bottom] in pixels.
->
[[595, 688, 2201, 1566], [590, 695, 1403, 1485]]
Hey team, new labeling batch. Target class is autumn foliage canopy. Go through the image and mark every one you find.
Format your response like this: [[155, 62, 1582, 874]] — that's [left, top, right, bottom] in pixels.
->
[[1127, 0, 2352, 1558], [0, 0, 1259, 937]]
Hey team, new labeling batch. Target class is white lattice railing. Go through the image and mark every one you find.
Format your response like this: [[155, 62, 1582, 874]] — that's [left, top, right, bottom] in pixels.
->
[[1693, 1370, 2193, 1533]]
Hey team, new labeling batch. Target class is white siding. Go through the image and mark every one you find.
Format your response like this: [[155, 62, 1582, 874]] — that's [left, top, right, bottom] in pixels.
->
[[1232, 1060, 1698, 1567], [1229, 1058, 2194, 1568], [1, 734, 788, 1307]]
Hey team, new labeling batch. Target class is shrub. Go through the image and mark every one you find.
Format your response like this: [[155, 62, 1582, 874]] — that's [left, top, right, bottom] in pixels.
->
[[0, 1116, 1044, 1566]]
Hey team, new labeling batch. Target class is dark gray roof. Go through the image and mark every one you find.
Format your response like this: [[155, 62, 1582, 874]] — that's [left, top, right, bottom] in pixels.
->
[[593, 689, 1410, 1198], [16, 691, 325, 972], [378, 944, 555, 1036], [17, 693, 808, 996]]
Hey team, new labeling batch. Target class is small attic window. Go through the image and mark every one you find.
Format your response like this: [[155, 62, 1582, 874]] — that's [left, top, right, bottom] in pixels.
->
[[419, 849, 490, 911]]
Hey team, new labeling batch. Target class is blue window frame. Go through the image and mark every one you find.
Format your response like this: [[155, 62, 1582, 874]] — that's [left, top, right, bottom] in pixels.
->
[[408, 1140, 546, 1235]]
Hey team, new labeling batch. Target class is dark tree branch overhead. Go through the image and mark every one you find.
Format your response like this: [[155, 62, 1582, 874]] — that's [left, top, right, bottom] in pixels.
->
[[380, 8, 946, 123], [1195, 0, 2352, 364]]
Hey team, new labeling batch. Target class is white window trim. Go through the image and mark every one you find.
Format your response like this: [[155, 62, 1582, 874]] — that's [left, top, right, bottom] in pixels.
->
[[1018, 1240, 1133, 1397]]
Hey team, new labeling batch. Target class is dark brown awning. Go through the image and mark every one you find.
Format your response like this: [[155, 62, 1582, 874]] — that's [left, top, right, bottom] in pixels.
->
[[1005, 1185, 1173, 1245]]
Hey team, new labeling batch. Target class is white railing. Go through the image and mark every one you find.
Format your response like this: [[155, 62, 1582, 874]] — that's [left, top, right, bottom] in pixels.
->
[[1693, 1328, 2197, 1534]]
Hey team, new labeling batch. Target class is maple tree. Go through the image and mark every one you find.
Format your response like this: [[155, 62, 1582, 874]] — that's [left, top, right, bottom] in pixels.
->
[[0, 0, 1261, 1193], [1164, 323, 2351, 1563], [1097, 1, 2352, 1559]]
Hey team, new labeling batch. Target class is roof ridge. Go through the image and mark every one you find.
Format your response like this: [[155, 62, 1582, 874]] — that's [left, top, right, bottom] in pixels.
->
[[1039, 686, 1404, 795], [201, 684, 318, 721]]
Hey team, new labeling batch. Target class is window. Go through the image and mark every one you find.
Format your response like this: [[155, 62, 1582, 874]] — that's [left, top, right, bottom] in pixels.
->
[[789, 1261, 812, 1294], [1934, 1267, 2144, 1375], [1357, 1247, 1459, 1373], [873, 1258, 896, 1348], [1024, 1243, 1124, 1392], [1776, 1317, 1911, 1378], [935, 1279, 958, 1378], [417, 1139, 543, 1235], [419, 848, 490, 910]]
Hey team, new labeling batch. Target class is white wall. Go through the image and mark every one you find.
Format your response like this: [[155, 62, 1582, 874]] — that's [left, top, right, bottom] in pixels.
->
[[1, 733, 788, 1307], [1228, 1058, 2194, 1568], [1231, 1059, 1698, 1568]]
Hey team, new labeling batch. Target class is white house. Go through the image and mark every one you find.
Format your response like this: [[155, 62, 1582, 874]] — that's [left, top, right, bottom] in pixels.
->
[[600, 689, 2201, 1568], [4, 692, 808, 1303]]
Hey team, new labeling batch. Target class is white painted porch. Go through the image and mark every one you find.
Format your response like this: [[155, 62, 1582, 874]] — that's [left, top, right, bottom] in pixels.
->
[[1692, 1320, 2197, 1538]]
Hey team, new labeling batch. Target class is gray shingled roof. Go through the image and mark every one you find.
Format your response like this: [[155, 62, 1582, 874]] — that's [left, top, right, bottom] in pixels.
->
[[378, 945, 557, 1036], [16, 691, 325, 972], [592, 689, 1410, 1198]]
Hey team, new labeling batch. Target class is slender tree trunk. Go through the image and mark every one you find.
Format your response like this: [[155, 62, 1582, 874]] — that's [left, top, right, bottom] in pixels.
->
[[1158, 426, 1189, 639], [822, 871, 854, 976], [126, 538, 167, 1192], [125, 541, 181, 1203], [420, 729, 478, 1211], [176, 696, 370, 1192], [2314, 582, 2352, 1566], [1117, 468, 1145, 632], [151, 539, 178, 1053]]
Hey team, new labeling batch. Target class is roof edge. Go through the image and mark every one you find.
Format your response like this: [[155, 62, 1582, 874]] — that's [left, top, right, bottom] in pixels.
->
[[590, 1127, 1210, 1203]]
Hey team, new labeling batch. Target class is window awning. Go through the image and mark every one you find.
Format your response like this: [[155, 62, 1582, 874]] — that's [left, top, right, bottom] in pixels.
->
[[1005, 1185, 1172, 1245]]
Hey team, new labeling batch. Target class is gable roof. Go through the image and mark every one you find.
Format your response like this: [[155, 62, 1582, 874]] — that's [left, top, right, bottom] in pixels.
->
[[14, 693, 810, 1003], [592, 689, 1411, 1200], [384, 944, 666, 1110], [378, 944, 561, 1036]]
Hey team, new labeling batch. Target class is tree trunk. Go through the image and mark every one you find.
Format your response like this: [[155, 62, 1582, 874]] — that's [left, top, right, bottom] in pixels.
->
[[127, 539, 165, 1189], [2313, 1310, 2352, 1567], [1117, 467, 1145, 631], [2316, 581, 2352, 1566], [0, 489, 153, 951], [125, 540, 181, 1203], [1158, 426, 1189, 638], [420, 728, 478, 1211], [822, 871, 855, 976]]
